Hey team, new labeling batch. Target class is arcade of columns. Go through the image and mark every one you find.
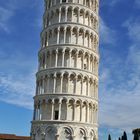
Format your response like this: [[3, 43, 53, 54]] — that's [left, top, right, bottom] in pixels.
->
[[31, 0, 99, 140]]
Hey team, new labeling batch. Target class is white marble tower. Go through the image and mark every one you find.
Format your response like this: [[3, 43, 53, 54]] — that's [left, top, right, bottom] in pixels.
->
[[31, 0, 99, 140]]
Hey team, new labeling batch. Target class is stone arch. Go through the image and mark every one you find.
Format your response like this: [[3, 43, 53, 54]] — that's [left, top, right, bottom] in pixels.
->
[[53, 98, 60, 120], [55, 73, 61, 93], [86, 0, 90, 7], [76, 74, 82, 95], [45, 126, 56, 140], [79, 28, 84, 45], [64, 48, 70, 67], [61, 7, 66, 22], [82, 101, 88, 122], [72, 27, 77, 44], [75, 100, 81, 121], [59, 126, 73, 140], [85, 30, 90, 48], [67, 7, 72, 22], [89, 129, 96, 140], [76, 128, 87, 140], [46, 98, 53, 120], [89, 102, 93, 123], [61, 98, 67, 120], [35, 127, 41, 140], [62, 72, 68, 93], [66, 26, 71, 43], [69, 72, 76, 94], [67, 99, 75, 121], [71, 49, 77, 68], [59, 27, 65, 44], [79, 9, 84, 24], [85, 11, 90, 26], [84, 76, 89, 96]]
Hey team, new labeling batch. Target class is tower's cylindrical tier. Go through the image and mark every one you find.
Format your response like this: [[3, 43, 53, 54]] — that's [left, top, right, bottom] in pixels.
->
[[31, 0, 99, 140]]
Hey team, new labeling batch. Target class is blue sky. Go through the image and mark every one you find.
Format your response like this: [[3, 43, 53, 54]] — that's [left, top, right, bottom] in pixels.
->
[[0, 0, 140, 139]]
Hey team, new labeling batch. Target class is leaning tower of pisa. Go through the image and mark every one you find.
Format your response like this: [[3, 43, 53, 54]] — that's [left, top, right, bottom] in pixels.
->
[[31, 0, 99, 140]]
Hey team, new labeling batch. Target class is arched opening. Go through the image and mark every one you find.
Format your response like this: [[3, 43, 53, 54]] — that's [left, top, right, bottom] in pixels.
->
[[48, 30, 52, 45], [55, 9, 59, 23], [61, 8, 65, 22], [51, 51, 55, 67], [79, 10, 84, 24], [60, 28, 64, 44], [86, 0, 90, 7], [76, 129, 86, 140], [35, 128, 41, 140], [79, 29, 83, 46], [85, 32, 89, 47], [66, 28, 71, 43], [64, 50, 69, 67], [67, 100, 74, 121], [44, 76, 48, 93], [71, 28, 77, 44], [49, 75, 53, 93], [41, 100, 46, 120], [73, 8, 78, 23], [56, 74, 61, 93], [59, 127, 72, 140], [61, 100, 67, 120], [45, 127, 56, 140], [67, 8, 72, 22], [82, 77, 87, 96], [89, 104, 92, 123], [54, 99, 59, 120], [90, 79, 94, 97], [69, 74, 76, 94], [62, 74, 68, 93], [46, 100, 52, 120], [81, 102, 87, 122], [77, 75, 82, 95], [85, 13, 89, 26], [58, 51, 62, 66], [53, 29, 57, 44], [75, 101, 81, 121], [71, 51, 76, 68], [90, 131, 96, 140]]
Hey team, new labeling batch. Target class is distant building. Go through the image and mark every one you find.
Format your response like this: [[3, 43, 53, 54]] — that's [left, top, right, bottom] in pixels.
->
[[0, 134, 30, 140], [133, 128, 140, 140]]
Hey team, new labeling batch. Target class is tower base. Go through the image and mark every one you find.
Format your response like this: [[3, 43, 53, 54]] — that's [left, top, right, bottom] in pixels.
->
[[31, 121, 98, 140]]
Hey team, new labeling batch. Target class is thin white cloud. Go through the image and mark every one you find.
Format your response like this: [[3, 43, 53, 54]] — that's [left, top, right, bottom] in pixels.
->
[[123, 18, 140, 43], [99, 52, 140, 134], [0, 6, 14, 32], [0, 0, 42, 33], [0, 0, 41, 109], [100, 0, 121, 7], [0, 48, 37, 109], [0, 72, 35, 109], [135, 0, 140, 9], [100, 18, 116, 45], [99, 17, 140, 135]]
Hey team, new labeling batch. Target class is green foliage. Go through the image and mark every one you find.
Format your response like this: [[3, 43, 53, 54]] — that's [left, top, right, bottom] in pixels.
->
[[134, 134, 139, 140]]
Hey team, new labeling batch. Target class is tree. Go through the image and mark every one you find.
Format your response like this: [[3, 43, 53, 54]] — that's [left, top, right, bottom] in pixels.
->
[[123, 131, 127, 140], [134, 134, 139, 140], [122, 135, 124, 140], [108, 134, 111, 140], [118, 137, 121, 140]]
